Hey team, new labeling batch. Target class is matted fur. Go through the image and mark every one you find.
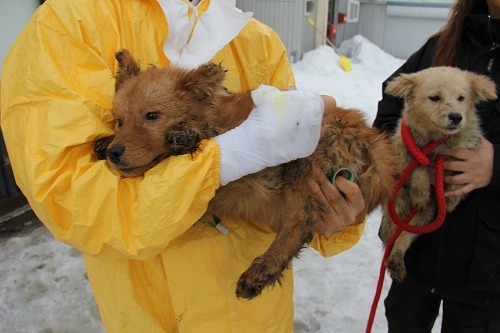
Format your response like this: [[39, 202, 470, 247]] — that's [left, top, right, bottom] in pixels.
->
[[94, 50, 398, 299], [379, 66, 497, 281]]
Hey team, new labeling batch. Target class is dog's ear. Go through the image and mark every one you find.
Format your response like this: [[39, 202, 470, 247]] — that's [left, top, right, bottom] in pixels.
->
[[384, 73, 417, 99], [177, 63, 228, 106], [467, 72, 497, 102], [114, 49, 141, 92]]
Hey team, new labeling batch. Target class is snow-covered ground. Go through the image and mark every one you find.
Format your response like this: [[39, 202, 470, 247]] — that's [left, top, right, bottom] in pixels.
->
[[0, 35, 442, 333]]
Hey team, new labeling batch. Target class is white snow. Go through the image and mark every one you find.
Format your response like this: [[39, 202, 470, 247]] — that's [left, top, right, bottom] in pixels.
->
[[0, 35, 443, 333]]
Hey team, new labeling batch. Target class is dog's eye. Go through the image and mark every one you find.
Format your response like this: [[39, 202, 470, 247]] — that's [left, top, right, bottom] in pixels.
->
[[458, 95, 465, 101], [145, 112, 160, 121], [428, 96, 440, 102], [116, 119, 123, 128]]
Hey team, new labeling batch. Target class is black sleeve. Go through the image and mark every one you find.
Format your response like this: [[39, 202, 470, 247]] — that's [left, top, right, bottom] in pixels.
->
[[489, 144, 500, 191], [373, 39, 437, 134]]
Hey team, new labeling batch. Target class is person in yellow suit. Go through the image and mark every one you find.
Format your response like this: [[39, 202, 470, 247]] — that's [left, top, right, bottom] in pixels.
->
[[1, 0, 366, 332]]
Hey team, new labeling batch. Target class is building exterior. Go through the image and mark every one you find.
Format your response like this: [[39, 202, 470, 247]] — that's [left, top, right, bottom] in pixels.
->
[[236, 0, 451, 61]]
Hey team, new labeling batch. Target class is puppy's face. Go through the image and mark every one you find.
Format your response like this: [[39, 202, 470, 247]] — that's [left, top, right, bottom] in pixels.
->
[[108, 68, 194, 177], [385, 67, 497, 136], [105, 50, 228, 177]]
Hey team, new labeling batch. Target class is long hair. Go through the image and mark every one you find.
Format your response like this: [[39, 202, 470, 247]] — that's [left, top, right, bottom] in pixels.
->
[[431, 0, 479, 66]]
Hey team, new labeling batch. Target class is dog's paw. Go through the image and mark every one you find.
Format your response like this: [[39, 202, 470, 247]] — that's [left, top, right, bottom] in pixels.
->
[[386, 251, 407, 282], [165, 128, 201, 156], [235, 257, 286, 300], [201, 62, 227, 79], [93, 135, 115, 160]]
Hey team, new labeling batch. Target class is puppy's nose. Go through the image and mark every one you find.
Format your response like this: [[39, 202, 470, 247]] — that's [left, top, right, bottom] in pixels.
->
[[107, 145, 125, 164], [448, 113, 463, 125]]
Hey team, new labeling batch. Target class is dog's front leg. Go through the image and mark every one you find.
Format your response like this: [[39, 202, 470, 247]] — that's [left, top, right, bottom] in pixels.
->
[[93, 135, 115, 160], [386, 229, 419, 282], [166, 127, 202, 156], [409, 166, 432, 210], [165, 118, 219, 156]]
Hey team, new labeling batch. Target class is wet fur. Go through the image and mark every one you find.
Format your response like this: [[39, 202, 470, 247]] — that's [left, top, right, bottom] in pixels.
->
[[94, 50, 398, 299], [379, 66, 497, 281]]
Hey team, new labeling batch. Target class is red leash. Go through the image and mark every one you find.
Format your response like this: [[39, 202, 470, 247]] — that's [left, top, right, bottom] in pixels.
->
[[365, 119, 449, 333]]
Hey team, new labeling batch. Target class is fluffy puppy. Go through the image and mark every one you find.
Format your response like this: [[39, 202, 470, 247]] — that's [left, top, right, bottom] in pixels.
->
[[95, 50, 398, 299], [379, 66, 497, 281]]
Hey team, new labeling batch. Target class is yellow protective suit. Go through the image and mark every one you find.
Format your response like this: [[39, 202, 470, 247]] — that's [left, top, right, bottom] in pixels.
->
[[0, 0, 364, 332]]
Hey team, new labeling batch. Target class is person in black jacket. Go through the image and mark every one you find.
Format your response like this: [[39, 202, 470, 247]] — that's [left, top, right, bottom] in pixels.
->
[[374, 0, 500, 331]]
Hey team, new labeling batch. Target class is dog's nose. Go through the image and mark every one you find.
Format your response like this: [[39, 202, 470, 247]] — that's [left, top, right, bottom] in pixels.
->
[[448, 113, 463, 125], [107, 145, 125, 164]]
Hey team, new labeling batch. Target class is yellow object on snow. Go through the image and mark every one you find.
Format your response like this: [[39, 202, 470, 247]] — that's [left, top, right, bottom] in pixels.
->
[[307, 17, 352, 72], [1, 0, 364, 332]]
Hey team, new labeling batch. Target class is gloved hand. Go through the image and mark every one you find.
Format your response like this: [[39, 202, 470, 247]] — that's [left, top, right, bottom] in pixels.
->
[[214, 85, 324, 185]]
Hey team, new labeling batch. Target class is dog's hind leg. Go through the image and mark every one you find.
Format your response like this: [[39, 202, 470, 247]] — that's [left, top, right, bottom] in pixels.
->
[[386, 230, 418, 282], [235, 188, 314, 300], [379, 210, 397, 245]]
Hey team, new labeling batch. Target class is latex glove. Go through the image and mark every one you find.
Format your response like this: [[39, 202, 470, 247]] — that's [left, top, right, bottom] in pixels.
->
[[214, 85, 324, 185]]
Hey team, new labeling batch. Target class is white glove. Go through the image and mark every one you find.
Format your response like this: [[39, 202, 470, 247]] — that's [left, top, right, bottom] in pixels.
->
[[214, 85, 324, 185]]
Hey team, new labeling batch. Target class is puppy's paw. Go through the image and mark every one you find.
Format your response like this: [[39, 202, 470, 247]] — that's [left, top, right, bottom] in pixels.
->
[[93, 135, 115, 160], [201, 62, 227, 81], [166, 128, 201, 156], [410, 187, 431, 211], [386, 251, 407, 282], [235, 257, 286, 300]]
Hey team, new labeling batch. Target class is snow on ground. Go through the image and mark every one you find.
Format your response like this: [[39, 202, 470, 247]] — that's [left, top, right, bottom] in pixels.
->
[[0, 35, 442, 333]]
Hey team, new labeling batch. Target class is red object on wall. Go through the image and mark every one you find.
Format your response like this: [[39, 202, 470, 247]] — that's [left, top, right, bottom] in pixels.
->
[[327, 24, 337, 42], [338, 12, 346, 24]]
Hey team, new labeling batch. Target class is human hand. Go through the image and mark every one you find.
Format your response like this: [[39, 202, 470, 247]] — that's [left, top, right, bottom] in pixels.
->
[[443, 137, 494, 197], [307, 166, 365, 237], [215, 85, 325, 185]]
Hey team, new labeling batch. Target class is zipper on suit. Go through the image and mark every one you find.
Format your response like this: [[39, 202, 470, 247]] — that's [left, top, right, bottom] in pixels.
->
[[487, 43, 498, 73]]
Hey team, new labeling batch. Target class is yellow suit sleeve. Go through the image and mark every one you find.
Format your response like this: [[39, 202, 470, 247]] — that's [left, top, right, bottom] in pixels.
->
[[310, 222, 365, 257], [1, 4, 220, 260]]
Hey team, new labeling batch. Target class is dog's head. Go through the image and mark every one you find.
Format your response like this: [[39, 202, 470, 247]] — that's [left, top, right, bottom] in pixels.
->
[[104, 50, 227, 177], [385, 66, 497, 137]]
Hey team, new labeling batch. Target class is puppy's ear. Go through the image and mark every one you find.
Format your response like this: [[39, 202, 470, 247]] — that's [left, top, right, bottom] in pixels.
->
[[384, 73, 417, 99], [114, 49, 141, 92], [467, 72, 497, 102], [178, 63, 228, 105]]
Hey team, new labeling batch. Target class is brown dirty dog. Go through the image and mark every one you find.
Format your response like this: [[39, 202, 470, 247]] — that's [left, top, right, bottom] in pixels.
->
[[379, 66, 497, 282], [94, 50, 397, 299]]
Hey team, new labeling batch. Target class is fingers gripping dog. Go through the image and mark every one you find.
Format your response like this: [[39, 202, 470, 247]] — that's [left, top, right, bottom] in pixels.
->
[[94, 50, 398, 299]]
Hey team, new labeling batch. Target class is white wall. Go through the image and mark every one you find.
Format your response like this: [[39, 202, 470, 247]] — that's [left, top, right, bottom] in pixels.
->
[[358, 2, 449, 59], [0, 0, 39, 76]]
